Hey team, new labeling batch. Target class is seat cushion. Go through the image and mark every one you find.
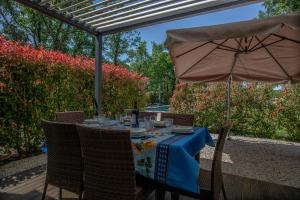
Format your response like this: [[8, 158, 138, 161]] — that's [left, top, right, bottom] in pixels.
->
[[199, 169, 211, 191]]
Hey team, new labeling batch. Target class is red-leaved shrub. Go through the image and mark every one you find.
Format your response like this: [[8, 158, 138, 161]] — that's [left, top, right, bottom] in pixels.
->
[[0, 36, 148, 155]]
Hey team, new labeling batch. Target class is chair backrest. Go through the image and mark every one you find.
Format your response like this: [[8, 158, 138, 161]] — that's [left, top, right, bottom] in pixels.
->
[[139, 112, 194, 126], [76, 126, 136, 200], [55, 111, 85, 123], [162, 112, 194, 126], [42, 120, 83, 194], [211, 121, 232, 200], [139, 111, 157, 119]]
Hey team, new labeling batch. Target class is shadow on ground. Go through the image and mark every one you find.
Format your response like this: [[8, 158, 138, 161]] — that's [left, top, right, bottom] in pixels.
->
[[0, 165, 46, 189]]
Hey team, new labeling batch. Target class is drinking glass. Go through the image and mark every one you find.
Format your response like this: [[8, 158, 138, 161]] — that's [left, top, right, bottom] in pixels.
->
[[96, 114, 106, 126], [123, 114, 132, 126], [164, 118, 174, 134], [144, 116, 154, 131], [150, 115, 156, 122]]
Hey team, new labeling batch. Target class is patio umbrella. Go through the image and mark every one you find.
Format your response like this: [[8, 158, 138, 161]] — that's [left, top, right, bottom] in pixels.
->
[[165, 13, 300, 123]]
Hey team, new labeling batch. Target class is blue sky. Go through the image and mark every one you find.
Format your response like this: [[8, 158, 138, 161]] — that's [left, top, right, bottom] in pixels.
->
[[137, 2, 265, 52]]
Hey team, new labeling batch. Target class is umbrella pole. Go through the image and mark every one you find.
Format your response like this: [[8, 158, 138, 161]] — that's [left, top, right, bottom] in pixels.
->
[[227, 75, 232, 139]]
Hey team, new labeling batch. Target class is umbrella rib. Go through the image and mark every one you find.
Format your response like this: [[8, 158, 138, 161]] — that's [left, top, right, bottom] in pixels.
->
[[247, 36, 254, 50], [179, 39, 228, 77], [249, 34, 272, 51], [210, 41, 240, 52], [234, 38, 244, 51], [176, 41, 210, 58], [255, 36, 293, 82], [250, 38, 284, 52], [217, 47, 239, 52], [272, 33, 300, 44]]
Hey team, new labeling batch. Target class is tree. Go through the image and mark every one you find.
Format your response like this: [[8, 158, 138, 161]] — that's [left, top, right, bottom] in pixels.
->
[[0, 0, 95, 56], [103, 31, 142, 66], [259, 0, 300, 18], [130, 42, 175, 104], [0, 0, 142, 61], [130, 41, 150, 73]]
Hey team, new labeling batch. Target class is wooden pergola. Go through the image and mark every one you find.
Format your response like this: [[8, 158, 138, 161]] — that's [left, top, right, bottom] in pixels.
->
[[15, 0, 261, 114]]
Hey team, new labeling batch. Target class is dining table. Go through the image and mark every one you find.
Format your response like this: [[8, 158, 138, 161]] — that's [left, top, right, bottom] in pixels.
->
[[83, 119, 214, 194], [40, 118, 214, 194]]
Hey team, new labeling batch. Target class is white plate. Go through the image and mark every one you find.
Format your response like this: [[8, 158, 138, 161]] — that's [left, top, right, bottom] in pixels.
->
[[130, 128, 146, 136], [83, 119, 98, 124], [172, 126, 193, 134], [153, 120, 166, 127]]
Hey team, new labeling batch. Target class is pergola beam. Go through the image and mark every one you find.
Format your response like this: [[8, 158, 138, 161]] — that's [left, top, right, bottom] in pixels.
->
[[15, 0, 97, 35]]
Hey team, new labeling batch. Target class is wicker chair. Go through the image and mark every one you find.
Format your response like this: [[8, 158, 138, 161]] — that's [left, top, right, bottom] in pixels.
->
[[55, 111, 85, 123], [139, 112, 194, 126], [167, 122, 232, 200], [139, 111, 157, 119], [198, 122, 232, 200], [76, 125, 154, 200], [162, 113, 194, 126], [41, 120, 83, 200]]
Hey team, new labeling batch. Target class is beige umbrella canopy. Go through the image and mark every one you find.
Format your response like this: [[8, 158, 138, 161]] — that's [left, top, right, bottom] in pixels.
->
[[165, 13, 300, 84]]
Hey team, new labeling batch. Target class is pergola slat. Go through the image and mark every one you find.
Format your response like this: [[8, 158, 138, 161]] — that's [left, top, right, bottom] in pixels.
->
[[39, 0, 52, 6], [74, 0, 136, 19], [68, 0, 124, 16], [15, 0, 261, 35], [101, 0, 261, 35], [59, 0, 91, 13], [84, 0, 176, 25], [94, 0, 258, 33], [53, 0, 78, 9], [80, 0, 157, 23], [15, 0, 97, 35], [91, 0, 199, 28]]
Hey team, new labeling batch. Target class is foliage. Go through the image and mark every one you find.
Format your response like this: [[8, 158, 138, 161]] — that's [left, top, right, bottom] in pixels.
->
[[0, 36, 148, 155], [131, 42, 175, 104], [0, 0, 95, 56], [103, 31, 142, 66], [259, 0, 300, 18], [0, 0, 142, 63], [170, 82, 300, 142]]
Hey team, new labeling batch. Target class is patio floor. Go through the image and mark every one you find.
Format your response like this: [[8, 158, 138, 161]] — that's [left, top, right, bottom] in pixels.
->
[[0, 165, 195, 200]]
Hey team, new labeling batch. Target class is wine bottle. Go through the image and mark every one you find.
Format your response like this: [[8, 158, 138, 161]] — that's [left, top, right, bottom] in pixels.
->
[[131, 101, 139, 127]]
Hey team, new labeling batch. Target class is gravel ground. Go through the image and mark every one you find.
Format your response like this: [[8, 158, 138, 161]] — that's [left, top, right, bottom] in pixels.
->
[[199, 134, 300, 189]]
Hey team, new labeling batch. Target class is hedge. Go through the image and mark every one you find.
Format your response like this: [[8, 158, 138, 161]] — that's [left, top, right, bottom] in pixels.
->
[[0, 36, 148, 155], [170, 82, 300, 142]]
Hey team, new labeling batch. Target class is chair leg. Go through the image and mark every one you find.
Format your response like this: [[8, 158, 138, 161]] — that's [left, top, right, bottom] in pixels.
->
[[78, 190, 83, 200], [171, 192, 179, 200], [222, 183, 227, 200], [41, 182, 48, 200], [58, 188, 62, 200], [155, 189, 165, 200]]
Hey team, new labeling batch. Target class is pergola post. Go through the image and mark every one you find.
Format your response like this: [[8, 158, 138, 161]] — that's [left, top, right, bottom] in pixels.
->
[[95, 33, 103, 116]]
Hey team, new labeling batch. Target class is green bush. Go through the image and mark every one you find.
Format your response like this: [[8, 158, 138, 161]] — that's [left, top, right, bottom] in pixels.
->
[[170, 82, 300, 142]]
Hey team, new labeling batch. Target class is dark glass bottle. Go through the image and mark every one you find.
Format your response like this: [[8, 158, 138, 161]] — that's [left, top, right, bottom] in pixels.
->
[[131, 101, 139, 127]]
